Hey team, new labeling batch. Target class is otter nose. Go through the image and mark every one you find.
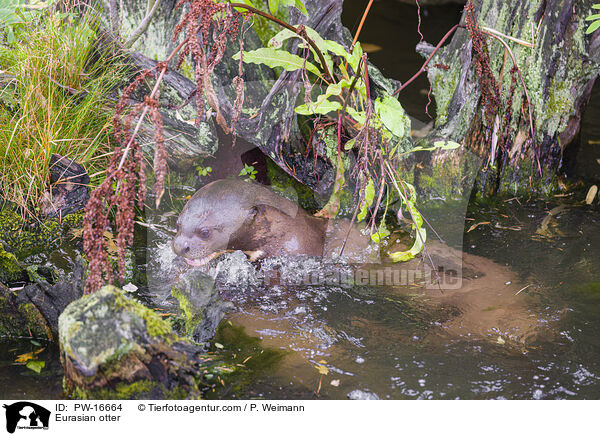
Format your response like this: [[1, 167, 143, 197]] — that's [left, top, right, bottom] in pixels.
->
[[172, 237, 190, 256]]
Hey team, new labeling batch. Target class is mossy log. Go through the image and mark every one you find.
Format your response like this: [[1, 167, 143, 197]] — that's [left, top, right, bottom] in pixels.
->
[[0, 261, 84, 341], [418, 0, 600, 197]]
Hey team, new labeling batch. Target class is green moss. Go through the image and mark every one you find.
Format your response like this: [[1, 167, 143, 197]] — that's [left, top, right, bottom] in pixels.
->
[[0, 248, 24, 283], [171, 286, 202, 336], [0, 208, 83, 259], [72, 380, 159, 400], [431, 68, 459, 126], [266, 159, 322, 211], [112, 288, 173, 339]]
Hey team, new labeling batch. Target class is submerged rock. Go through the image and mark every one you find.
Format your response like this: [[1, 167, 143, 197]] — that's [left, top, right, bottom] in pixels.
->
[[170, 269, 233, 343], [59, 285, 235, 399]]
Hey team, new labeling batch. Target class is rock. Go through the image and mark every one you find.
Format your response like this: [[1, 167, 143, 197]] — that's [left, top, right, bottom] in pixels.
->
[[39, 154, 90, 218], [170, 269, 233, 343], [59, 285, 235, 399]]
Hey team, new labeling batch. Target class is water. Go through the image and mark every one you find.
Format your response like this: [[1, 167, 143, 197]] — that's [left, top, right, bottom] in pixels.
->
[[206, 199, 600, 399], [1, 1, 599, 400]]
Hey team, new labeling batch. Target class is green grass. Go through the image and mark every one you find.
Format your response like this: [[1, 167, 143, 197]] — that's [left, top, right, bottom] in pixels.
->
[[0, 9, 124, 216]]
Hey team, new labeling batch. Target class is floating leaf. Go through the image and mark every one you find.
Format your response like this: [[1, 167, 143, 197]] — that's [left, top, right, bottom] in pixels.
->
[[467, 221, 490, 233], [26, 360, 45, 374], [585, 185, 598, 205], [214, 342, 224, 349], [315, 364, 329, 375], [15, 348, 44, 363]]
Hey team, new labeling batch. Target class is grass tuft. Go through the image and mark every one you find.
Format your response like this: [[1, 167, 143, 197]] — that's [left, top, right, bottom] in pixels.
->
[[0, 9, 124, 217]]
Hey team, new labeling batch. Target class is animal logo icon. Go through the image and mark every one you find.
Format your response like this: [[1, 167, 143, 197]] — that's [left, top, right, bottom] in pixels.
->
[[2, 402, 50, 433]]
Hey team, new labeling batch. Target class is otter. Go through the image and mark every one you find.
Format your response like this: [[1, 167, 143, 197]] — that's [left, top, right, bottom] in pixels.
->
[[172, 178, 376, 266]]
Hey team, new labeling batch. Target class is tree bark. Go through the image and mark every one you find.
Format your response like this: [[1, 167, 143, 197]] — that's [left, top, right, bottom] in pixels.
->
[[417, 0, 600, 197]]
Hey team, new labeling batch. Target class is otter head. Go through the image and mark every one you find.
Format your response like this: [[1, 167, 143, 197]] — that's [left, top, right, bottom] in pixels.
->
[[172, 179, 296, 266]]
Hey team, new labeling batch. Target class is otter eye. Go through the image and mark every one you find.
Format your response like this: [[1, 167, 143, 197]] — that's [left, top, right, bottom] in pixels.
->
[[197, 228, 211, 240]]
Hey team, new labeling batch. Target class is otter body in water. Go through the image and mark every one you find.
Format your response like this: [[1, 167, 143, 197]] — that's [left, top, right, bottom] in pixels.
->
[[172, 179, 375, 266]]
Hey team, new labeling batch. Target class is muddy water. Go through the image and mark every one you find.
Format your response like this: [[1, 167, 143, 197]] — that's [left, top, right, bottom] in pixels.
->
[[206, 2, 600, 399], [209, 199, 599, 399]]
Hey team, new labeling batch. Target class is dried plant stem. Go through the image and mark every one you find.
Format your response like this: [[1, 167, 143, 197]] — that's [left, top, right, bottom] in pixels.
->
[[476, 28, 538, 172], [117, 35, 191, 172]]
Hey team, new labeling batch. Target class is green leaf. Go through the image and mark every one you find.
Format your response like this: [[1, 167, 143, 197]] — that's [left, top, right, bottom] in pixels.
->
[[269, 27, 335, 74], [295, 78, 354, 115], [375, 95, 409, 139], [593, 4, 600, 9], [294, 0, 308, 15], [346, 107, 367, 126], [279, 0, 307, 15], [371, 221, 391, 244], [586, 19, 600, 34], [388, 180, 425, 262], [585, 14, 600, 20], [406, 140, 461, 153], [26, 360, 45, 374], [357, 179, 375, 222], [232, 0, 255, 13], [268, 26, 359, 75], [233, 48, 323, 79], [347, 43, 363, 72], [295, 98, 341, 115], [268, 0, 279, 15], [344, 137, 357, 150], [389, 227, 426, 262]]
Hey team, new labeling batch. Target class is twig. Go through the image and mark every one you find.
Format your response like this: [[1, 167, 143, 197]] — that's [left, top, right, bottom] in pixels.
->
[[123, 0, 162, 49], [117, 35, 191, 172], [515, 284, 531, 295], [480, 25, 534, 48], [350, 0, 374, 52], [393, 24, 461, 96], [108, 0, 119, 35]]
